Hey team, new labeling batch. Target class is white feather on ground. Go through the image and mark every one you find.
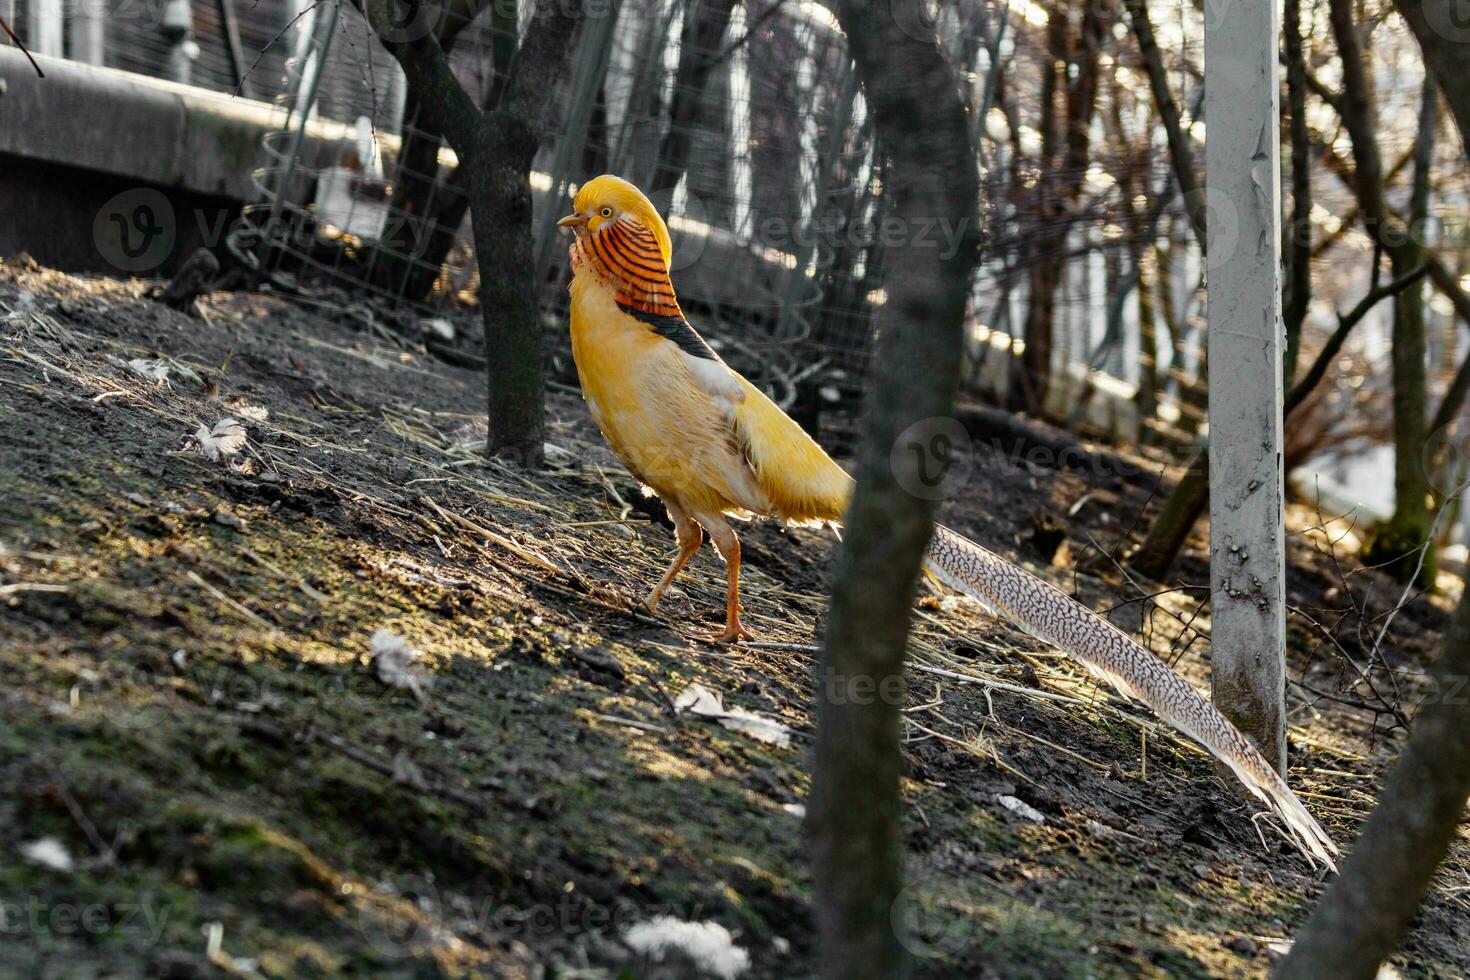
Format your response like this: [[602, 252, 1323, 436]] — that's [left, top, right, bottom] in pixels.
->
[[996, 795, 1046, 824], [624, 916, 750, 979], [674, 683, 791, 748], [193, 418, 248, 462], [126, 358, 172, 384], [369, 629, 429, 702], [19, 837, 73, 872]]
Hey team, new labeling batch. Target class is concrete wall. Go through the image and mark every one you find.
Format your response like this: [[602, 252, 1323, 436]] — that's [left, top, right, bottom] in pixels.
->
[[0, 46, 352, 275]]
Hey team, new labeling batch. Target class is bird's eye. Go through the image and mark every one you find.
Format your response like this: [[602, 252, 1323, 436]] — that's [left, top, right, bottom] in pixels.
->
[[599, 207, 614, 218]]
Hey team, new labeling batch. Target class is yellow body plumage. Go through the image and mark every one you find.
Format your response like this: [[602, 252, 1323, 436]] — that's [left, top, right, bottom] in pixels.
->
[[564, 177, 852, 529]]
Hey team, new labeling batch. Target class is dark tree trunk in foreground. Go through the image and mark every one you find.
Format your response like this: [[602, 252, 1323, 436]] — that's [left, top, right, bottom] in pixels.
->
[[809, 1, 981, 976], [1278, 589, 1470, 979], [364, 0, 583, 466]]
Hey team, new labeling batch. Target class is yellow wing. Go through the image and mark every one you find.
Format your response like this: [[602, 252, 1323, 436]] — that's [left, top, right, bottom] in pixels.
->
[[731, 373, 853, 526]]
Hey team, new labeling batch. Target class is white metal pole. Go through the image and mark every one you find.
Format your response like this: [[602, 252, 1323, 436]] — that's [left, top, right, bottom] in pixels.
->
[[29, 0, 63, 57], [1204, 0, 1288, 772], [69, 0, 106, 65]]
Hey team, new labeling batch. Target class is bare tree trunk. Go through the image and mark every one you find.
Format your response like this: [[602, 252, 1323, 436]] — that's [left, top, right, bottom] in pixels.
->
[[370, 0, 505, 303], [809, 2, 981, 976], [1392, 0, 1470, 153], [364, 0, 583, 466], [1330, 0, 1435, 584], [650, 0, 739, 195], [1134, 245, 1159, 425], [1005, 7, 1066, 415], [1281, 0, 1312, 387], [1123, 0, 1206, 253], [1277, 589, 1470, 979], [1008, 2, 1110, 416]]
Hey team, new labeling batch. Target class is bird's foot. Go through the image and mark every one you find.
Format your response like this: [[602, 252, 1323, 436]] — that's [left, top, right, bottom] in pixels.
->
[[641, 591, 662, 616], [709, 621, 752, 644]]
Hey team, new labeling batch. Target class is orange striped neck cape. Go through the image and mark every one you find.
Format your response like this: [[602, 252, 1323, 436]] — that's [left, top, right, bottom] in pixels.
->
[[581, 214, 685, 322]]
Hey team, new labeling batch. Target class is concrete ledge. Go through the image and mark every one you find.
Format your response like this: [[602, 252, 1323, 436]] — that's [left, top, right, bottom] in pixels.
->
[[0, 48, 368, 274], [0, 48, 305, 199]]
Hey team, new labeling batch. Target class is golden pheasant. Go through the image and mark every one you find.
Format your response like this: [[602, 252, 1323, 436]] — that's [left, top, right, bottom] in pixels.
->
[[559, 174, 1337, 868]]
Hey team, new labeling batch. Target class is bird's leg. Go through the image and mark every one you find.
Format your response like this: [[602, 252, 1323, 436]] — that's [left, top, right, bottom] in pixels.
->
[[643, 510, 703, 614], [703, 517, 751, 643]]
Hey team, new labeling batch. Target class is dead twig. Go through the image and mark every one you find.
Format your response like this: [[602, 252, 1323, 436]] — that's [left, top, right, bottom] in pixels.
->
[[0, 14, 45, 77]]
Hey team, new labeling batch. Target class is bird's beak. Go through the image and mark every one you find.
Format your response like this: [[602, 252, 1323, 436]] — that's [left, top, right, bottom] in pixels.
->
[[558, 213, 587, 235]]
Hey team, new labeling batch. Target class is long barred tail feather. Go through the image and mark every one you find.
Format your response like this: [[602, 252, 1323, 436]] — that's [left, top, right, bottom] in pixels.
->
[[925, 524, 1339, 870]]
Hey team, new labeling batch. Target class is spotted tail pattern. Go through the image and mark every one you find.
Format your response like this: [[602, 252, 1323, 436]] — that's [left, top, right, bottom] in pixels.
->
[[926, 524, 1339, 869]]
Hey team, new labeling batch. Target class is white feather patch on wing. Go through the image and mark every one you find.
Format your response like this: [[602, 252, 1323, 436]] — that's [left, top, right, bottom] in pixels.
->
[[682, 352, 746, 408]]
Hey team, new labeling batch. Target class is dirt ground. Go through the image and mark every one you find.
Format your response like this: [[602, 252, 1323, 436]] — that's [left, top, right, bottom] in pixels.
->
[[2, 254, 1467, 978]]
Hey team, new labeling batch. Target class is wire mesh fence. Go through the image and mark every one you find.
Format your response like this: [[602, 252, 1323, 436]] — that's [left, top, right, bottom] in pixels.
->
[[7, 0, 1246, 445], [232, 0, 901, 408]]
